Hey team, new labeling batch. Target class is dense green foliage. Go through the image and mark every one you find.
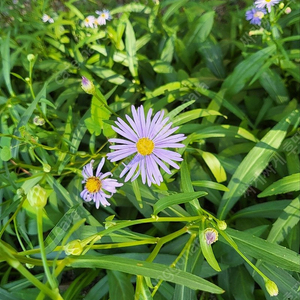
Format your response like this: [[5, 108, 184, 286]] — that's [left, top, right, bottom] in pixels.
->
[[0, 0, 299, 299]]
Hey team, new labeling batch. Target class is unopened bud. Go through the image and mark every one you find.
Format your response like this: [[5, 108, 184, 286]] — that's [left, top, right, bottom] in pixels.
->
[[17, 188, 25, 196], [25, 77, 30, 82], [26, 263, 34, 269], [43, 163, 51, 173], [33, 116, 45, 126], [265, 280, 279, 296], [81, 76, 95, 95], [217, 220, 227, 230], [279, 3, 284, 9], [64, 239, 83, 256], [27, 54, 35, 62], [204, 228, 218, 245], [285, 7, 291, 14], [27, 185, 47, 209]]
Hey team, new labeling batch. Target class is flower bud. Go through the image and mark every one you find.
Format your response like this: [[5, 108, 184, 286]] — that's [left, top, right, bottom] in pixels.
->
[[265, 280, 279, 296], [204, 228, 218, 245], [43, 164, 51, 173], [26, 263, 34, 269], [27, 185, 47, 209], [81, 76, 95, 95], [33, 116, 45, 126], [285, 7, 291, 14], [279, 3, 284, 9], [64, 240, 83, 256], [25, 77, 30, 83], [217, 220, 227, 230], [17, 188, 25, 196], [27, 54, 35, 62]]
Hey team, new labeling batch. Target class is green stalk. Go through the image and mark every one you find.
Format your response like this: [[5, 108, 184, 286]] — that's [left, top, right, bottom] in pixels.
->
[[37, 208, 57, 291]]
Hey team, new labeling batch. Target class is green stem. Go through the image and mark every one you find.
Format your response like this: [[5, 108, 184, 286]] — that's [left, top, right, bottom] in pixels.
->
[[81, 216, 202, 245], [94, 93, 119, 117], [37, 208, 57, 290]]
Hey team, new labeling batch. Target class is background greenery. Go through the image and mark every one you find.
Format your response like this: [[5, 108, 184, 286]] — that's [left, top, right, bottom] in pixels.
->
[[0, 0, 299, 299]]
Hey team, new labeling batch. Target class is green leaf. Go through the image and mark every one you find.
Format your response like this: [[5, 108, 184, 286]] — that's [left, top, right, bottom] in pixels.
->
[[259, 69, 289, 104], [68, 256, 224, 294], [200, 151, 227, 183], [108, 270, 134, 300], [1, 32, 14, 96], [125, 20, 138, 78], [192, 181, 229, 192], [222, 45, 276, 98], [217, 110, 300, 219], [180, 156, 202, 215], [188, 125, 258, 143], [230, 266, 255, 300], [225, 228, 300, 272], [199, 229, 221, 272], [229, 200, 291, 221], [0, 146, 12, 161], [172, 109, 225, 126], [267, 196, 300, 244], [258, 173, 300, 197], [153, 192, 207, 215], [184, 11, 215, 48]]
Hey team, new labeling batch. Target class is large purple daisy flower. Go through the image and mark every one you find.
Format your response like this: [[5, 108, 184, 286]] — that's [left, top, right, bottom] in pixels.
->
[[80, 158, 123, 208], [107, 105, 186, 186], [255, 0, 280, 13]]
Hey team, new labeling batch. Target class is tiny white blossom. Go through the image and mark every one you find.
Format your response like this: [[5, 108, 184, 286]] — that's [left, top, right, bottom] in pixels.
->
[[95, 9, 112, 26], [83, 15, 96, 28], [42, 14, 54, 23]]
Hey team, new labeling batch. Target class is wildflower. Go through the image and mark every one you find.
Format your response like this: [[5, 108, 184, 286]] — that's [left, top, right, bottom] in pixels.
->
[[107, 105, 186, 186], [245, 7, 266, 25], [204, 228, 218, 245], [265, 280, 279, 296], [80, 158, 123, 209], [95, 9, 112, 25], [254, 0, 281, 13], [81, 76, 95, 95], [42, 14, 54, 23], [27, 185, 48, 209], [83, 15, 96, 28]]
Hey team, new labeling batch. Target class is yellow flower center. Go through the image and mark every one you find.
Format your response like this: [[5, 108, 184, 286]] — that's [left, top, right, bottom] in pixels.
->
[[254, 11, 264, 18], [101, 13, 106, 18], [136, 138, 155, 156], [266, 0, 271, 2], [85, 177, 102, 193]]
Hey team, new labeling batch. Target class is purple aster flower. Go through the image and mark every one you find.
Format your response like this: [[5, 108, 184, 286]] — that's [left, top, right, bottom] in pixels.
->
[[107, 105, 186, 186], [204, 228, 218, 245], [255, 0, 280, 13], [80, 158, 123, 209], [245, 7, 267, 25]]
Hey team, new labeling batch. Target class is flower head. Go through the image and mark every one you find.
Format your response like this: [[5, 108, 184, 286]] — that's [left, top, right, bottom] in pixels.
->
[[83, 15, 96, 28], [81, 76, 95, 95], [42, 14, 54, 23], [204, 228, 219, 245], [254, 0, 281, 13], [81, 158, 123, 209], [107, 105, 186, 186], [285, 7, 291, 14], [245, 7, 267, 25], [27, 185, 48, 209], [95, 9, 112, 25]]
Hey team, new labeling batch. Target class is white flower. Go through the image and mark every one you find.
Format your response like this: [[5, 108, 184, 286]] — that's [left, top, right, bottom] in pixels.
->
[[42, 14, 54, 23], [83, 15, 96, 28], [95, 9, 112, 26]]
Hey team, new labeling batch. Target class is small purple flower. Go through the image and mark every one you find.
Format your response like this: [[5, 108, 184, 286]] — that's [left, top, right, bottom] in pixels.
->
[[80, 158, 123, 209], [255, 0, 280, 13], [107, 105, 186, 186], [204, 228, 218, 245], [245, 7, 267, 25]]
